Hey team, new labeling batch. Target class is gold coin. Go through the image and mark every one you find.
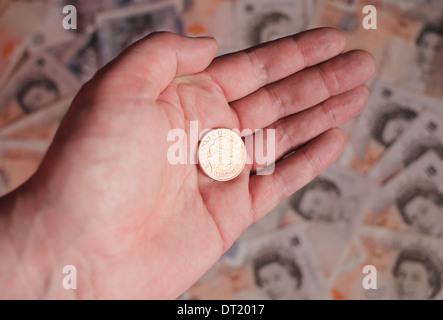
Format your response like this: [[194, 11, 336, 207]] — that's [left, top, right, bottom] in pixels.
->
[[198, 129, 246, 181]]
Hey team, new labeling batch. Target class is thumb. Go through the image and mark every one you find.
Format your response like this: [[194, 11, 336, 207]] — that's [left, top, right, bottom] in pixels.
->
[[98, 32, 219, 99]]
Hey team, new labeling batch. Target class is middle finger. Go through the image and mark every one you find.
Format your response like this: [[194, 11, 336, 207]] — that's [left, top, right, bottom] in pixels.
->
[[231, 50, 375, 131]]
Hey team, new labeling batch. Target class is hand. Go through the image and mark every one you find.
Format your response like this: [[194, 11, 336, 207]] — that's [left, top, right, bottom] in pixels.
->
[[0, 29, 375, 299]]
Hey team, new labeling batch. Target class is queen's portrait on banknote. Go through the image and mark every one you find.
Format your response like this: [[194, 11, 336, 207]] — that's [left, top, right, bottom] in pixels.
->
[[285, 165, 377, 280], [331, 226, 443, 300], [343, 82, 429, 174], [393, 248, 442, 300], [15, 77, 61, 114], [366, 152, 443, 237], [187, 224, 329, 300], [241, 225, 329, 300], [395, 183, 443, 237], [380, 22, 443, 98], [234, 0, 308, 48], [288, 177, 343, 223], [0, 53, 80, 130], [416, 23, 443, 80], [370, 103, 418, 148], [252, 246, 303, 300]]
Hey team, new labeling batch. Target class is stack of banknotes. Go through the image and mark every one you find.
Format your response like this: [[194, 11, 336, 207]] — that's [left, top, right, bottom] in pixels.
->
[[1, 0, 442, 300]]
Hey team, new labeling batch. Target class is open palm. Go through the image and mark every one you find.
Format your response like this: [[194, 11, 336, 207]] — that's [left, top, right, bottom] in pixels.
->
[[16, 29, 374, 299]]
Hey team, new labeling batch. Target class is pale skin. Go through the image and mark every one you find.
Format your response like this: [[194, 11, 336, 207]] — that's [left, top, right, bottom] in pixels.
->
[[0, 28, 375, 299]]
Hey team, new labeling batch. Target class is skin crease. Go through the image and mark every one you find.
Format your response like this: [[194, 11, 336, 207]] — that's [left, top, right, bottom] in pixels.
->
[[0, 28, 375, 299], [395, 261, 433, 300]]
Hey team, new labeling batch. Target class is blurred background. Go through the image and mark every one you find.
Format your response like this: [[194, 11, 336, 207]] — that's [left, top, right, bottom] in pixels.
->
[[0, 0, 442, 300]]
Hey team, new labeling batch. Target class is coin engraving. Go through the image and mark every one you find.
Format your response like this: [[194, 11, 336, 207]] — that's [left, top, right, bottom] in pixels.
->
[[198, 129, 246, 181]]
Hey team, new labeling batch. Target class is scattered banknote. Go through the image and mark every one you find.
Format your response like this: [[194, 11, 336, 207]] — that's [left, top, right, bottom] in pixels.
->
[[0, 0, 54, 87], [379, 34, 443, 98], [182, 0, 235, 53], [365, 152, 443, 238], [1, 0, 443, 300], [97, 1, 184, 64], [341, 82, 434, 174], [375, 1, 443, 98], [48, 30, 102, 83], [234, 0, 311, 48], [0, 93, 74, 142], [0, 52, 80, 130], [188, 224, 329, 300], [68, 0, 118, 32], [331, 225, 443, 300], [313, 0, 442, 167], [313, 0, 425, 69], [28, 0, 76, 53], [66, 32, 102, 83], [369, 108, 443, 184], [68, 0, 165, 33], [283, 164, 377, 280]]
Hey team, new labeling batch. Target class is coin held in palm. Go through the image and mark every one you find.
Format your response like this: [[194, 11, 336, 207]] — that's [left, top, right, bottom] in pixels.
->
[[198, 129, 246, 181]]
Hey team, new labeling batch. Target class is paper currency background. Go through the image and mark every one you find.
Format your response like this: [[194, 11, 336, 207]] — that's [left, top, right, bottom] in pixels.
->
[[0, 0, 442, 300]]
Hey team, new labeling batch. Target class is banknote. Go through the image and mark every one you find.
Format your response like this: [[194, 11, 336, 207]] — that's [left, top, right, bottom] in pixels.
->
[[0, 52, 80, 130], [47, 29, 102, 82], [48, 32, 90, 64], [314, 0, 443, 97], [232, 223, 330, 299], [0, 93, 74, 142], [369, 109, 443, 184], [97, 1, 184, 64], [378, 26, 443, 98], [0, 0, 54, 87], [0, 140, 50, 194], [66, 32, 102, 82], [219, 199, 308, 267], [331, 225, 443, 300], [283, 164, 377, 280], [68, 0, 117, 32], [233, 0, 311, 49], [365, 152, 443, 238], [28, 0, 75, 53], [312, 0, 434, 73], [341, 82, 434, 174], [182, 0, 234, 52], [2, 0, 443, 301], [188, 224, 329, 300], [68, 0, 163, 32], [49, 31, 100, 83], [383, 0, 443, 24]]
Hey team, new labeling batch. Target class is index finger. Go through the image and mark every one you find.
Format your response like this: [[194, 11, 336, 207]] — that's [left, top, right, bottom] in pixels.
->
[[205, 27, 346, 102]]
